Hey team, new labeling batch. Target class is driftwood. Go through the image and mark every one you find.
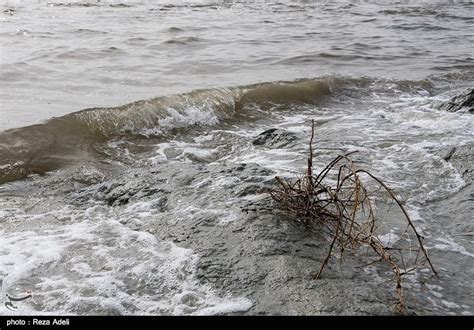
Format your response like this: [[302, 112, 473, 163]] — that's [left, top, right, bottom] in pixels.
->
[[270, 120, 436, 313]]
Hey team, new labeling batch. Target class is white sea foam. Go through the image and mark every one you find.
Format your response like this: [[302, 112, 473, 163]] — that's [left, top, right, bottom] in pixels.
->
[[441, 300, 461, 309], [0, 209, 252, 315], [433, 238, 474, 258], [150, 140, 220, 164], [425, 284, 444, 299], [226, 148, 304, 177], [377, 233, 400, 249], [162, 106, 219, 131]]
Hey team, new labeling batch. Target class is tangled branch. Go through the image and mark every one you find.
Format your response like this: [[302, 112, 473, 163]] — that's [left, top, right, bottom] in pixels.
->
[[270, 120, 436, 313]]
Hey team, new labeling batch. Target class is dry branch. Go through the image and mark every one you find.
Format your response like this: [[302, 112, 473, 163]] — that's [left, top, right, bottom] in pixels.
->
[[269, 120, 436, 313]]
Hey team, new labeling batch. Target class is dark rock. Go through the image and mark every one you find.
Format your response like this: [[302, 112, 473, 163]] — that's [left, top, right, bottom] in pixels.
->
[[447, 143, 474, 183], [431, 142, 473, 238], [252, 128, 298, 148], [90, 172, 170, 206], [436, 143, 474, 183], [437, 147, 457, 162], [438, 89, 474, 113], [71, 166, 106, 185]]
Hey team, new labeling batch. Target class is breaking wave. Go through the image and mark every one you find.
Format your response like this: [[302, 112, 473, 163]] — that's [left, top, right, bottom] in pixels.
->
[[0, 75, 434, 184]]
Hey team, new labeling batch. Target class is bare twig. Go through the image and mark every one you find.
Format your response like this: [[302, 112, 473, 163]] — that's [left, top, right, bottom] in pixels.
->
[[269, 120, 436, 313]]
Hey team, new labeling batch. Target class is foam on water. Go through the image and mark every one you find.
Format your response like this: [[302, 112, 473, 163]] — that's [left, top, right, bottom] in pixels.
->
[[150, 140, 221, 164], [226, 148, 304, 176], [370, 142, 466, 203], [342, 92, 472, 204], [377, 233, 400, 249], [141, 104, 220, 138], [433, 238, 474, 258], [0, 204, 252, 315]]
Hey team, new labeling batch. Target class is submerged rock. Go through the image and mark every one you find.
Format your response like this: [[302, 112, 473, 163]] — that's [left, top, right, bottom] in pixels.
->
[[436, 142, 473, 183], [447, 143, 474, 183], [431, 142, 473, 243], [438, 89, 474, 113], [91, 173, 170, 206], [252, 128, 298, 149]]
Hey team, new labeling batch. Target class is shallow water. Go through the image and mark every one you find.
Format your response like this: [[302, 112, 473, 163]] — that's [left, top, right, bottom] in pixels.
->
[[0, 0, 473, 315]]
